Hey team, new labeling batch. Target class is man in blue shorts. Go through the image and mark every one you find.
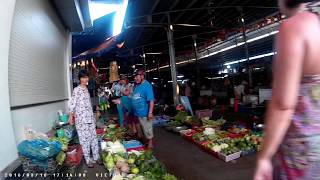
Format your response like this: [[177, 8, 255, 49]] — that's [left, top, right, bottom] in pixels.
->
[[131, 69, 155, 148]]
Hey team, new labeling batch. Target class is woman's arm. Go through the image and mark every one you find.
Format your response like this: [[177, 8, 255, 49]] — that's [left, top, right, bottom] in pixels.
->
[[258, 20, 305, 160], [68, 88, 78, 124]]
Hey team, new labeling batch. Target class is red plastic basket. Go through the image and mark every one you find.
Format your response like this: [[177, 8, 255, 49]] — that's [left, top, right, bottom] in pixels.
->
[[227, 133, 245, 139], [96, 128, 104, 135], [64, 145, 83, 167]]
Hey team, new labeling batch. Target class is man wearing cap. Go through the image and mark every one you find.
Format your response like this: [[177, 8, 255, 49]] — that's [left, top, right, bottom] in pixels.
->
[[132, 69, 155, 148]]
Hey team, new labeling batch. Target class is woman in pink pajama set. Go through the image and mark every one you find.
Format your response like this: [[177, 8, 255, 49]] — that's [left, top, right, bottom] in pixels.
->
[[69, 70, 101, 168]]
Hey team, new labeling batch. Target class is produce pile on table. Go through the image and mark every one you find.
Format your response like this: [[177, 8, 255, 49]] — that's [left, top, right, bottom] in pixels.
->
[[103, 124, 128, 142], [101, 144, 177, 180], [185, 127, 263, 161], [167, 112, 264, 162]]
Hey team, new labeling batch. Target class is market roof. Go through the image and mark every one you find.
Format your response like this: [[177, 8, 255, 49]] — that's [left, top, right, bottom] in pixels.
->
[[72, 0, 280, 75], [118, 0, 278, 58]]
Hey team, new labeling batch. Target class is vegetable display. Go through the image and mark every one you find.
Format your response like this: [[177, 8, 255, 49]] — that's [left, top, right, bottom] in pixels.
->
[[103, 146, 178, 180], [103, 126, 127, 142], [201, 117, 226, 127], [174, 111, 188, 122], [179, 116, 264, 161]]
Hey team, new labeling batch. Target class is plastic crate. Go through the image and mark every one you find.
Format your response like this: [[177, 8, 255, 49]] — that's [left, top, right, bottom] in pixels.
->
[[152, 116, 170, 127], [64, 145, 83, 167], [179, 129, 196, 136], [218, 151, 242, 162], [195, 109, 213, 119], [20, 156, 58, 174], [123, 140, 143, 149], [127, 146, 146, 152]]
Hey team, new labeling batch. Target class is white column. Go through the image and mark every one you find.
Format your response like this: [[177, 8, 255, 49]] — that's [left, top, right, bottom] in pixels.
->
[[65, 31, 73, 101]]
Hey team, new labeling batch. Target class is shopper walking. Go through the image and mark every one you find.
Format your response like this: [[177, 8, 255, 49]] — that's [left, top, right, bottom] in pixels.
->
[[68, 70, 101, 168], [132, 69, 155, 149], [113, 88, 143, 138], [254, 1, 320, 179]]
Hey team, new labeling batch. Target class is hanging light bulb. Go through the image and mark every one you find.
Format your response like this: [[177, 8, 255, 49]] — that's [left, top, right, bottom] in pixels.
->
[[170, 25, 173, 31], [176, 85, 180, 95]]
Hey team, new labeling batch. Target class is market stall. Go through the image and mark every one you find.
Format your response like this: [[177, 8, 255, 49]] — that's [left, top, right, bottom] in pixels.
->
[[163, 108, 264, 162], [15, 109, 178, 180], [100, 122, 178, 180], [17, 113, 82, 176]]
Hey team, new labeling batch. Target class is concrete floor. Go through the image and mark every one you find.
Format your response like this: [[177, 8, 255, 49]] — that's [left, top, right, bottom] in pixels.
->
[[153, 127, 256, 180]]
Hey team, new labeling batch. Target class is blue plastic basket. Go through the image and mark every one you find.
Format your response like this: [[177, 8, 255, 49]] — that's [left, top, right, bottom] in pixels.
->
[[59, 114, 69, 123], [57, 129, 65, 138], [123, 140, 143, 149], [152, 116, 169, 127]]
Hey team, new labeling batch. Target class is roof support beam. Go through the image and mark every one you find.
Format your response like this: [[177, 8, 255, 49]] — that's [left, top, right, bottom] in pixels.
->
[[133, 0, 161, 50], [173, 0, 197, 23], [182, 0, 212, 24], [159, 0, 180, 23]]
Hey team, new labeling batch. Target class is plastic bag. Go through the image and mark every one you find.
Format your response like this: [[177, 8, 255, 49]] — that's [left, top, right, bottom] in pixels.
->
[[24, 126, 48, 140], [18, 139, 62, 160]]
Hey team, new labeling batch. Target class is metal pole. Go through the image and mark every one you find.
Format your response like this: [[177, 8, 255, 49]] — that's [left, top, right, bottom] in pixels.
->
[[192, 35, 200, 93], [167, 15, 179, 106], [241, 16, 252, 87], [142, 49, 147, 79], [157, 59, 160, 79]]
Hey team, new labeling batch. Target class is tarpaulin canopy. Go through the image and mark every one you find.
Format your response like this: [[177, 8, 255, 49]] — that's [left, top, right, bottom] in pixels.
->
[[72, 12, 120, 61], [72, 36, 125, 61]]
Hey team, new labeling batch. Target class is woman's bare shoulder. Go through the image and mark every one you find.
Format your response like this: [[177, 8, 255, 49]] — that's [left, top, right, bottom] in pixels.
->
[[282, 12, 319, 32]]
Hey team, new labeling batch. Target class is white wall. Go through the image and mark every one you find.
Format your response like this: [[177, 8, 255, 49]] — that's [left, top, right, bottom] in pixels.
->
[[11, 101, 67, 144], [0, 0, 72, 173], [8, 0, 69, 107], [9, 0, 70, 143], [0, 0, 19, 172]]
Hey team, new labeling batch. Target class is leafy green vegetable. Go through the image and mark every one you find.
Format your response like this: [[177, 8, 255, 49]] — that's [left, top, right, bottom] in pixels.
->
[[49, 137, 69, 151], [163, 173, 178, 180], [103, 126, 127, 141], [55, 151, 66, 165], [174, 111, 188, 122]]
